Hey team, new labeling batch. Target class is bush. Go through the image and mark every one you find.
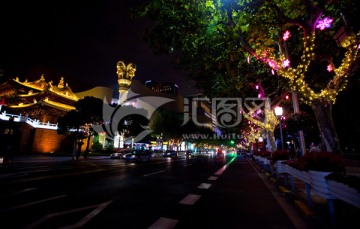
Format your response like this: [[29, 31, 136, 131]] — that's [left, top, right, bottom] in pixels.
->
[[259, 149, 272, 158], [104, 144, 115, 153], [289, 151, 346, 173], [91, 141, 103, 152], [271, 150, 290, 162]]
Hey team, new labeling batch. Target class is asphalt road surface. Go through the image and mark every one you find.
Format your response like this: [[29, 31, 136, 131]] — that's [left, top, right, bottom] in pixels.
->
[[0, 153, 307, 229]]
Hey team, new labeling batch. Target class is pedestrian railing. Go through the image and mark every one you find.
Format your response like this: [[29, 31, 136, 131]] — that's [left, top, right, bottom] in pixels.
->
[[0, 111, 58, 130]]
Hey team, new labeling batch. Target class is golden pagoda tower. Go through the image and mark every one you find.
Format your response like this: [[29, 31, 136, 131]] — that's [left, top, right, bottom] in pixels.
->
[[116, 60, 136, 104]]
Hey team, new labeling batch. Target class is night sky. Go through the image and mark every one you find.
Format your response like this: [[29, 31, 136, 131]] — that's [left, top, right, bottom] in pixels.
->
[[0, 0, 197, 95]]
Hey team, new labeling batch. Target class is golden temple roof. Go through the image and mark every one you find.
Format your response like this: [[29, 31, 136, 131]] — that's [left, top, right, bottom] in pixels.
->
[[8, 97, 75, 111], [13, 75, 79, 101]]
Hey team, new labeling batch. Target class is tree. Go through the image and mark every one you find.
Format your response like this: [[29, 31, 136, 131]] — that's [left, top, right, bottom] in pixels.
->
[[118, 112, 149, 143], [136, 0, 360, 153], [149, 109, 183, 144], [57, 96, 103, 158]]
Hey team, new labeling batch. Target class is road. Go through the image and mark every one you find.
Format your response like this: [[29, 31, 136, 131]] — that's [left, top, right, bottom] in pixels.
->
[[0, 153, 305, 229]]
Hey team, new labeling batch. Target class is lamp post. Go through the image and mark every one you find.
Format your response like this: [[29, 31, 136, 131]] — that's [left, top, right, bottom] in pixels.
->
[[274, 106, 284, 150]]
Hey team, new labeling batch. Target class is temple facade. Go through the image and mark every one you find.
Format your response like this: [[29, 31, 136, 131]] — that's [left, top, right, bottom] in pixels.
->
[[0, 75, 83, 154], [0, 74, 78, 123], [0, 60, 213, 155]]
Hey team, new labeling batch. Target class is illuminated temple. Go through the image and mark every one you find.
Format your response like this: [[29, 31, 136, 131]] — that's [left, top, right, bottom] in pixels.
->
[[0, 74, 78, 123], [0, 75, 81, 153], [0, 60, 208, 154]]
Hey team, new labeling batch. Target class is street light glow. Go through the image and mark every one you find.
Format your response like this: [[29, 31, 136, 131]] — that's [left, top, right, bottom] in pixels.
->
[[274, 106, 283, 116]]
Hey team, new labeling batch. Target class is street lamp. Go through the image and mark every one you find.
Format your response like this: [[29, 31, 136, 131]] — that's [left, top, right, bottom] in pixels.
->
[[274, 106, 284, 150]]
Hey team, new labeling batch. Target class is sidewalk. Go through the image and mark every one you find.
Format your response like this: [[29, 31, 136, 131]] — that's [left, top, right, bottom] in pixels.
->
[[173, 155, 308, 229], [253, 158, 360, 229]]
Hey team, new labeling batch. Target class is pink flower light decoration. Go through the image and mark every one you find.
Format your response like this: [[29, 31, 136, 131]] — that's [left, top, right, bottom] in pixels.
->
[[327, 64, 333, 72], [316, 17, 333, 30], [282, 59, 290, 68], [268, 60, 279, 70], [283, 30, 290, 41]]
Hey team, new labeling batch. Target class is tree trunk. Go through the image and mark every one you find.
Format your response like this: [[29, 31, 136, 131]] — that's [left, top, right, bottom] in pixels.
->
[[310, 99, 341, 153], [84, 134, 91, 158], [266, 129, 277, 152]]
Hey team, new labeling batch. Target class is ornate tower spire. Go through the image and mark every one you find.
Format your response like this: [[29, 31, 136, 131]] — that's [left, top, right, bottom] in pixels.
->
[[116, 61, 136, 103]]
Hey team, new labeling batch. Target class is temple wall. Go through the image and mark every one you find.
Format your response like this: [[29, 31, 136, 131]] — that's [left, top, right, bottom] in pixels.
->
[[31, 128, 66, 153]]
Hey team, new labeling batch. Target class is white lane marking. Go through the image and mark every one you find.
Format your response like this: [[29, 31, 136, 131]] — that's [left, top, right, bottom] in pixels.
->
[[214, 156, 236, 175], [0, 169, 49, 178], [12, 166, 50, 170], [25, 201, 112, 229], [148, 217, 178, 229], [208, 176, 218, 180], [183, 164, 192, 167], [0, 188, 37, 199], [59, 201, 112, 229], [143, 170, 166, 177], [179, 194, 201, 205], [214, 165, 227, 175], [197, 183, 212, 189], [6, 195, 66, 211]]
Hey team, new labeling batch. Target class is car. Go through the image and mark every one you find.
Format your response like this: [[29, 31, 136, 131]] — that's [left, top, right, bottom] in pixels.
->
[[163, 150, 177, 158], [138, 150, 153, 162], [110, 152, 123, 159], [110, 149, 127, 159], [125, 150, 153, 162], [185, 150, 194, 158]]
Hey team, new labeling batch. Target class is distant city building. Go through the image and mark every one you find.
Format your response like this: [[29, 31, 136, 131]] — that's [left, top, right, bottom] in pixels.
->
[[159, 82, 178, 95], [144, 80, 178, 95], [144, 80, 160, 92]]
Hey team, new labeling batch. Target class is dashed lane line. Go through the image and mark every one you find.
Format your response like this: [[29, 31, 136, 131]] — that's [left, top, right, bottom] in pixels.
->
[[208, 176, 218, 180], [179, 194, 201, 205], [148, 217, 178, 229], [197, 183, 212, 189]]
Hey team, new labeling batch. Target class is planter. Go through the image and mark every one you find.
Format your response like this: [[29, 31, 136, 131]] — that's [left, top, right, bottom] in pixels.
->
[[275, 160, 287, 174], [286, 165, 310, 183], [328, 180, 360, 208], [309, 170, 332, 198], [258, 156, 265, 164], [263, 157, 271, 165]]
